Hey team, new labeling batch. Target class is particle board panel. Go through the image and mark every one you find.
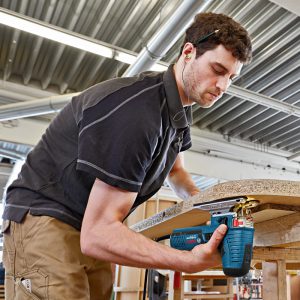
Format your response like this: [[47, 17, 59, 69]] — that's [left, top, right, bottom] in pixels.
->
[[131, 179, 300, 241]]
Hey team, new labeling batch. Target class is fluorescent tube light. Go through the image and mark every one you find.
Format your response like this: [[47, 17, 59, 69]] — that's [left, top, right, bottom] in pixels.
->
[[0, 8, 168, 69], [150, 64, 168, 72], [0, 10, 113, 58], [114, 52, 137, 65]]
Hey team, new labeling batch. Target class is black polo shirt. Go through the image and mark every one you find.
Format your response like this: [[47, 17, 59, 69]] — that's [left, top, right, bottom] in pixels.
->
[[3, 65, 192, 230]]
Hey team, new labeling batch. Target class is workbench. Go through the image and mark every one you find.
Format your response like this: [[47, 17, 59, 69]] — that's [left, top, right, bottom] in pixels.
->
[[131, 179, 300, 300]]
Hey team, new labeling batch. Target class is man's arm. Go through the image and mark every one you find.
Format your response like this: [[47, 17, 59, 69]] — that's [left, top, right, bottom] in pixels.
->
[[167, 153, 200, 200], [81, 178, 227, 273]]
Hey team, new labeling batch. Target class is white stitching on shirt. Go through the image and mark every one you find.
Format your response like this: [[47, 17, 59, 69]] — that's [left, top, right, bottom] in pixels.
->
[[77, 159, 142, 186], [182, 141, 191, 148], [79, 82, 164, 136]]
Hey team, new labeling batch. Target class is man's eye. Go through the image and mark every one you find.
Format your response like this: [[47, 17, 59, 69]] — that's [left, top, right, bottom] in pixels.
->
[[213, 68, 224, 74]]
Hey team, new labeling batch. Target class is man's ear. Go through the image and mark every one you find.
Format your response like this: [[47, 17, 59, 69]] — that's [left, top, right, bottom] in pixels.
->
[[182, 42, 194, 60]]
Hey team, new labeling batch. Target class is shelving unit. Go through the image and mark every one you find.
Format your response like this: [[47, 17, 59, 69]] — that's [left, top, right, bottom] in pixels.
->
[[168, 271, 234, 300]]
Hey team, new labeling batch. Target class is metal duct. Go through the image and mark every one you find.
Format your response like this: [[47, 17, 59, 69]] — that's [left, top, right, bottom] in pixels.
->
[[0, 93, 78, 121], [123, 0, 214, 76]]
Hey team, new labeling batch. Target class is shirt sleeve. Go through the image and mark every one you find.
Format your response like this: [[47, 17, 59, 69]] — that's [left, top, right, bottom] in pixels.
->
[[76, 98, 159, 193]]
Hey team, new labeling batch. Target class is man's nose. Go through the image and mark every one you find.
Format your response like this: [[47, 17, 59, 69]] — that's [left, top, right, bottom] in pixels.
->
[[216, 76, 231, 93]]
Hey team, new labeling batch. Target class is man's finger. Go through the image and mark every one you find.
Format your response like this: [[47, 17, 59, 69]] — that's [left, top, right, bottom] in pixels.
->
[[207, 224, 227, 250]]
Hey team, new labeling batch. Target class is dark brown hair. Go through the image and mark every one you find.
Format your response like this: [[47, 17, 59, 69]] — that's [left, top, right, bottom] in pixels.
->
[[179, 12, 252, 64]]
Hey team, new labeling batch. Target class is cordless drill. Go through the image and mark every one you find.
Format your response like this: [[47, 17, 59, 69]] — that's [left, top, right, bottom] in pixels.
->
[[170, 198, 258, 277]]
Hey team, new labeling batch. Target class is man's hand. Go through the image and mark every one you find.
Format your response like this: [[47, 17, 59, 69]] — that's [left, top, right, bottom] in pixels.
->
[[188, 224, 227, 273], [167, 154, 200, 200]]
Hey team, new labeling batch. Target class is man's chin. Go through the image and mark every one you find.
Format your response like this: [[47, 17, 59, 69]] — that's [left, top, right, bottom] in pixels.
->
[[199, 101, 215, 108]]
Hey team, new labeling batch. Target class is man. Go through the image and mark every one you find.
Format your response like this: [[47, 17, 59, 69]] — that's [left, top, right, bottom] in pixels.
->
[[2, 12, 252, 300]]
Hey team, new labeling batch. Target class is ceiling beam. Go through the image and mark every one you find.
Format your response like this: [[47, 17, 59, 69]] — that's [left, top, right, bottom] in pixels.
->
[[227, 85, 300, 118], [189, 127, 300, 165]]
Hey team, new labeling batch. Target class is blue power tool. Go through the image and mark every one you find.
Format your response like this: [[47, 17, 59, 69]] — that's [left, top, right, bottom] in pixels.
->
[[170, 197, 259, 277]]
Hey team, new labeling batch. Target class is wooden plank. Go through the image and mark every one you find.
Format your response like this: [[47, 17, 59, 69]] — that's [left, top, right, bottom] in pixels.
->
[[254, 212, 300, 247], [253, 262, 300, 270], [113, 287, 144, 292], [252, 203, 299, 223], [253, 247, 300, 261], [183, 293, 233, 299], [252, 203, 300, 213], [183, 275, 231, 280], [278, 260, 288, 300], [263, 260, 287, 300]]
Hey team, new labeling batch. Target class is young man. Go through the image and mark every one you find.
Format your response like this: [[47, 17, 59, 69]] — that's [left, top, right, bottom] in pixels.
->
[[2, 12, 252, 300]]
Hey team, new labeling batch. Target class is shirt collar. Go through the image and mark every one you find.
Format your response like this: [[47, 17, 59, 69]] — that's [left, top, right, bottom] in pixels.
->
[[163, 64, 192, 128]]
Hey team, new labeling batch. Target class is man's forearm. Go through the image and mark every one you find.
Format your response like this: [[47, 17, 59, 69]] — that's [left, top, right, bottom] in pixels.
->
[[81, 218, 225, 274], [82, 220, 197, 273]]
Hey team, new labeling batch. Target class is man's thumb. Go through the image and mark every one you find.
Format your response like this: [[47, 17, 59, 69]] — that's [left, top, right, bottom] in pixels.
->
[[208, 224, 227, 249]]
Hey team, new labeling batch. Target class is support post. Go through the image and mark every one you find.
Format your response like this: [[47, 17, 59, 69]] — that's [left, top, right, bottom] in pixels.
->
[[168, 271, 183, 300], [262, 260, 287, 300]]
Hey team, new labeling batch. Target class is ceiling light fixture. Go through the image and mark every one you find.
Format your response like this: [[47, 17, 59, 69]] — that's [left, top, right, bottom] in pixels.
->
[[0, 8, 166, 68]]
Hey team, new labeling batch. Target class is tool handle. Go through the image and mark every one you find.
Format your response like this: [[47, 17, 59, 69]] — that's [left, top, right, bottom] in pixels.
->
[[221, 227, 254, 277], [170, 226, 209, 250], [170, 226, 254, 277]]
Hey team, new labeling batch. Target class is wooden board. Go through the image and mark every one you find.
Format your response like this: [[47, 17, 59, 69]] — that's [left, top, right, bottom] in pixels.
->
[[131, 179, 300, 247]]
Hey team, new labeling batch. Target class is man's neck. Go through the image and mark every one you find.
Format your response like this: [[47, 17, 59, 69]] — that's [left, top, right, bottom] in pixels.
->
[[173, 63, 191, 107]]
